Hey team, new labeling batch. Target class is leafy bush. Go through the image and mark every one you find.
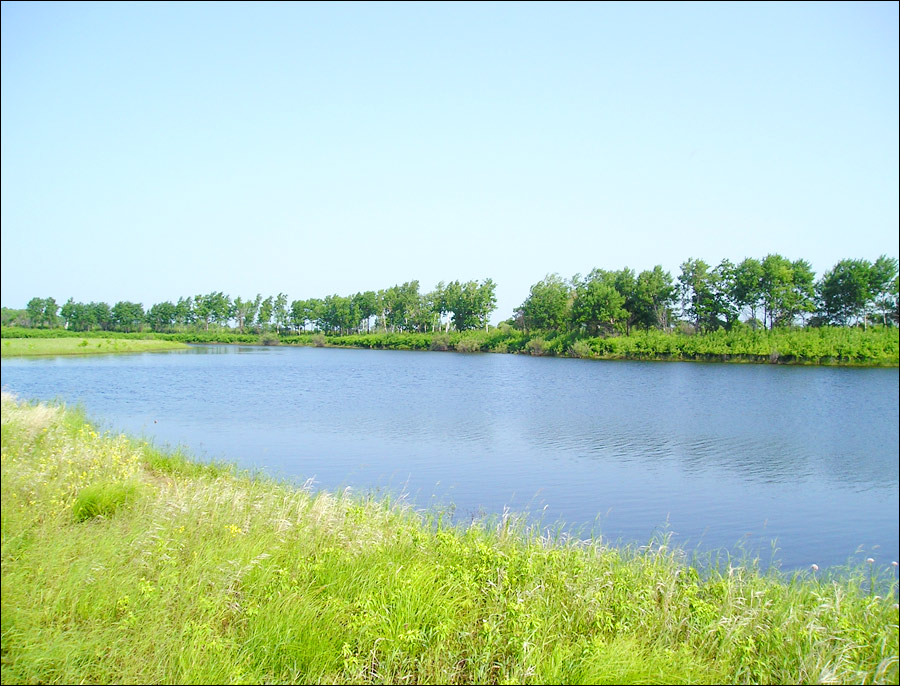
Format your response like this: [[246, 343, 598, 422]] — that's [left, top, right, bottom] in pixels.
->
[[72, 481, 142, 522], [525, 337, 548, 356], [454, 337, 482, 353], [569, 340, 593, 358], [430, 333, 451, 351]]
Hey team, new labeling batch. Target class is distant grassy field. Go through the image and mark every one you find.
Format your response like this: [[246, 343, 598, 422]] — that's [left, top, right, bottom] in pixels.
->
[[1, 337, 188, 357], [2, 393, 897, 685]]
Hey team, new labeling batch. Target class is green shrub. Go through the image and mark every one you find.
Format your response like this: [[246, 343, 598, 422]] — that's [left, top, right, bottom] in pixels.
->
[[525, 337, 548, 356], [72, 481, 142, 522], [430, 333, 451, 351], [570, 339, 593, 358], [454, 337, 482, 353]]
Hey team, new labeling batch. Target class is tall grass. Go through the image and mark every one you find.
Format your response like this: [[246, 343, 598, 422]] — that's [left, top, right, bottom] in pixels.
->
[[2, 393, 897, 684]]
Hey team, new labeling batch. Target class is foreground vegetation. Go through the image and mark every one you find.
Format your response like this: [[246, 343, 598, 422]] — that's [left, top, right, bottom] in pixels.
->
[[3, 324, 898, 366], [0, 337, 188, 358], [2, 394, 897, 684]]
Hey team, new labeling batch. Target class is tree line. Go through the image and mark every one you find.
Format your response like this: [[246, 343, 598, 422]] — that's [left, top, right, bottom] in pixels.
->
[[514, 254, 898, 335], [2, 279, 498, 335], [3, 255, 896, 337]]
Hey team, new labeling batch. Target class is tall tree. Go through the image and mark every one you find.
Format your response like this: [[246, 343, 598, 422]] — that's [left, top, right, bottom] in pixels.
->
[[731, 257, 764, 327], [257, 296, 274, 332], [89, 302, 113, 331], [111, 301, 144, 332], [817, 259, 872, 326], [353, 291, 378, 333], [60, 299, 94, 331], [146, 301, 177, 332], [518, 274, 571, 332], [633, 266, 676, 331], [273, 293, 290, 333], [443, 279, 496, 332], [570, 269, 628, 335], [785, 259, 816, 326], [174, 297, 194, 329], [869, 255, 899, 326], [26, 297, 46, 328], [232, 297, 253, 333], [760, 254, 796, 328]]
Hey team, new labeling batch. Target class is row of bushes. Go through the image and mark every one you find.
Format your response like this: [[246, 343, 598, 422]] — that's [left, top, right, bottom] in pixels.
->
[[2, 325, 897, 365], [303, 327, 898, 365]]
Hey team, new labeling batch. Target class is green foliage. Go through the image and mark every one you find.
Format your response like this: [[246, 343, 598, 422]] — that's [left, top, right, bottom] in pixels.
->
[[524, 336, 549, 356], [570, 339, 594, 358], [571, 269, 629, 335], [518, 273, 572, 332], [429, 333, 451, 351], [72, 481, 143, 521], [454, 336, 482, 353]]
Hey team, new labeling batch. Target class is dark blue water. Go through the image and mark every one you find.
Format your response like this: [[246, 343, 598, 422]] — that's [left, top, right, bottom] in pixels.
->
[[2, 345, 897, 571]]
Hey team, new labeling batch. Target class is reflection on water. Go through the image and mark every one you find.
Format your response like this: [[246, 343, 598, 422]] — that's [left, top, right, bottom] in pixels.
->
[[2, 345, 897, 570]]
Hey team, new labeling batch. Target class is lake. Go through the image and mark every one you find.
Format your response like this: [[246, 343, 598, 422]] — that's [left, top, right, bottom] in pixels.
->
[[2, 344, 897, 572]]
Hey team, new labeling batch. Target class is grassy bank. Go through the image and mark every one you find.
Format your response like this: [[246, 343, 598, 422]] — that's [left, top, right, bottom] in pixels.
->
[[1, 337, 189, 357], [3, 325, 897, 366], [2, 394, 897, 684]]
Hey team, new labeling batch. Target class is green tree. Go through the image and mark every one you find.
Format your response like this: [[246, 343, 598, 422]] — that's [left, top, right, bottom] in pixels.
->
[[89, 302, 113, 331], [1, 307, 28, 327], [257, 296, 274, 332], [290, 299, 311, 332], [26, 297, 46, 327], [111, 301, 145, 333], [60, 299, 94, 331], [869, 255, 899, 326], [271, 293, 288, 333], [353, 291, 378, 333], [518, 274, 571, 333], [318, 294, 353, 334], [232, 297, 253, 333], [42, 297, 60, 328], [570, 270, 628, 336], [193, 294, 213, 331], [444, 279, 496, 332], [731, 257, 764, 327], [678, 259, 716, 331], [146, 301, 177, 333], [381, 281, 421, 332], [760, 254, 796, 328], [174, 297, 194, 329], [633, 266, 677, 331], [817, 259, 872, 326], [785, 259, 816, 326], [208, 292, 232, 329]]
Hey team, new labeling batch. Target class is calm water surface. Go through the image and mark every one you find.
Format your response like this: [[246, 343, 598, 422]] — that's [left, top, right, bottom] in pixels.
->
[[2, 345, 897, 571]]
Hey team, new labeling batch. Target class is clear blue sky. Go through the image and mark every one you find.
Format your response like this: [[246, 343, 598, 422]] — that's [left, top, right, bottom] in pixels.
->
[[2, 1, 897, 323]]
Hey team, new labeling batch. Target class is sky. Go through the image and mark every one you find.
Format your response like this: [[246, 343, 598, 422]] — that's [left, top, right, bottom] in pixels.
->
[[2, 1, 898, 323]]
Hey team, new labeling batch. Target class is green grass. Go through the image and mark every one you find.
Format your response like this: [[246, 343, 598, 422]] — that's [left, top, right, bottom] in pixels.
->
[[2, 393, 897, 684], [0, 337, 189, 357], [3, 325, 897, 366]]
